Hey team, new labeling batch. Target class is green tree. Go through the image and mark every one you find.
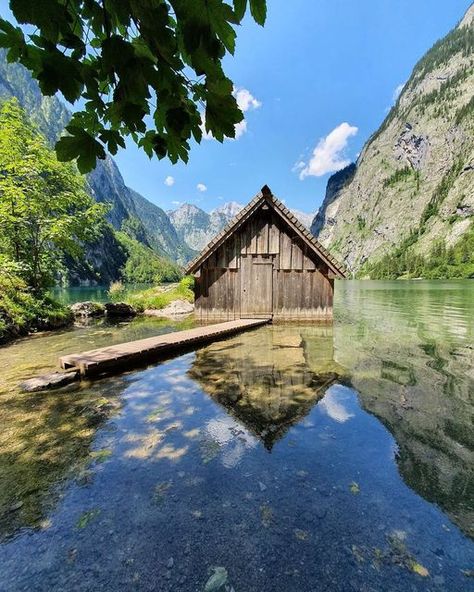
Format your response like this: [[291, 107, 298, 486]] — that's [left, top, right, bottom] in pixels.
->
[[0, 0, 267, 172], [115, 230, 182, 283], [0, 98, 106, 292]]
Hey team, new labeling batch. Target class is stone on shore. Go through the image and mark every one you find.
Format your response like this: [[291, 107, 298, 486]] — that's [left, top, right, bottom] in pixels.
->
[[104, 302, 137, 317], [20, 370, 79, 392], [70, 301, 105, 318], [144, 299, 194, 318]]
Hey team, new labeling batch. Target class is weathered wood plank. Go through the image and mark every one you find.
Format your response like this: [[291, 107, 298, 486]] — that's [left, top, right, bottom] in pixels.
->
[[268, 220, 279, 253], [280, 232, 292, 269], [60, 318, 270, 376], [249, 218, 258, 254], [303, 245, 316, 270], [257, 217, 269, 254], [292, 240, 304, 270]]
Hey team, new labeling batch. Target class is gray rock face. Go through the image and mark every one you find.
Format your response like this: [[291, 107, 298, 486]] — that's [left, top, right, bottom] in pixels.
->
[[104, 302, 137, 317], [291, 209, 316, 229], [168, 203, 243, 252], [313, 7, 474, 271], [394, 127, 429, 170], [70, 301, 105, 318], [87, 158, 194, 265], [170, 201, 314, 252], [310, 164, 356, 237]]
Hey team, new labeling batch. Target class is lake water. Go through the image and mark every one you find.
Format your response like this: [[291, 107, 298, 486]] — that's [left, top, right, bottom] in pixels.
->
[[0, 280, 473, 591]]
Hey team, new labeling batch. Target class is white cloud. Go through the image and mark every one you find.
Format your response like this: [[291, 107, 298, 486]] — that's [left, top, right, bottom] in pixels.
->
[[201, 87, 261, 141], [197, 183, 207, 192], [233, 88, 261, 112], [298, 122, 358, 179], [392, 83, 405, 102], [234, 120, 247, 139], [200, 115, 214, 140], [292, 160, 305, 173], [164, 175, 175, 187], [171, 200, 182, 206]]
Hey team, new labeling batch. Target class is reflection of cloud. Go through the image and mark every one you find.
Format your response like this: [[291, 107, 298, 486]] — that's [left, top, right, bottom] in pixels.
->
[[164, 373, 188, 385], [205, 417, 257, 468], [319, 386, 354, 423]]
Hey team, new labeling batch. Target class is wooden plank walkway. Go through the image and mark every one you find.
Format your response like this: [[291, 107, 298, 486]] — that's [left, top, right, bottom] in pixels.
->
[[59, 318, 270, 377]]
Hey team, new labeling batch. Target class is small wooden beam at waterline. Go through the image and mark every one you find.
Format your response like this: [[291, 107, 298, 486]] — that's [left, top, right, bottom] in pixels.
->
[[59, 318, 270, 377]]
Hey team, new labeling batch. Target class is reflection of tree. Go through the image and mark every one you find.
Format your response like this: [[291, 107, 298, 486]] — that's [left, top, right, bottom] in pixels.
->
[[0, 379, 122, 541], [189, 326, 347, 450], [335, 281, 474, 539]]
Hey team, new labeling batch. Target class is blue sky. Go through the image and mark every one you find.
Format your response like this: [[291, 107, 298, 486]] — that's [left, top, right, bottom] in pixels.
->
[[1, 0, 472, 214], [114, 0, 471, 214]]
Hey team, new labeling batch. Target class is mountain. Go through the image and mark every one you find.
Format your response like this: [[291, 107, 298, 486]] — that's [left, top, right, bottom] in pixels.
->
[[0, 50, 192, 283], [311, 5, 474, 277], [291, 208, 316, 229], [86, 156, 193, 263], [170, 201, 314, 251], [169, 202, 243, 251]]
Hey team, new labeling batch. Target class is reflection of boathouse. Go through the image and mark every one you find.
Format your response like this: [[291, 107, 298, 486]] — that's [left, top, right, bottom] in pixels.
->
[[188, 325, 347, 449], [186, 186, 346, 322]]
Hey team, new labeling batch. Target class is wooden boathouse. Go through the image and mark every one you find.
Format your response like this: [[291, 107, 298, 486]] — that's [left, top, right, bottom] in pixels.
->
[[186, 185, 346, 322]]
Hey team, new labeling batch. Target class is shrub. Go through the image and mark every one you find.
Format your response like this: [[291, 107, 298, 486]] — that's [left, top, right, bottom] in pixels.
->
[[120, 276, 195, 312], [0, 256, 72, 342]]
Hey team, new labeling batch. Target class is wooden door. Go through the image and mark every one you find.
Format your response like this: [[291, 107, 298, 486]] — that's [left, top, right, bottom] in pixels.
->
[[241, 255, 273, 318]]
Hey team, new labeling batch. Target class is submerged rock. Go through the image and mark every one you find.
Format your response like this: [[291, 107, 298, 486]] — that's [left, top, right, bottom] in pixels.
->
[[70, 301, 105, 318], [104, 302, 136, 317], [204, 567, 228, 592], [20, 370, 79, 392], [144, 299, 194, 318]]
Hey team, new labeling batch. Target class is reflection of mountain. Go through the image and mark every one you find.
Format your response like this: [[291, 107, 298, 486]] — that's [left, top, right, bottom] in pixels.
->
[[334, 281, 474, 539], [189, 325, 347, 449]]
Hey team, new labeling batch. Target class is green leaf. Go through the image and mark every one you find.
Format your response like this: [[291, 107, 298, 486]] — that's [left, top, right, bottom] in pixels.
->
[[37, 50, 84, 102], [98, 129, 126, 155], [166, 106, 191, 134], [205, 91, 243, 141], [0, 19, 25, 61], [233, 0, 248, 22], [10, 0, 71, 43], [56, 127, 106, 173], [249, 0, 267, 25], [3, 0, 265, 169]]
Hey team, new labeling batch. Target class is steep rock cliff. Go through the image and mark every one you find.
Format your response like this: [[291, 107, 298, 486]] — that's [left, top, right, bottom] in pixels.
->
[[312, 6, 474, 274]]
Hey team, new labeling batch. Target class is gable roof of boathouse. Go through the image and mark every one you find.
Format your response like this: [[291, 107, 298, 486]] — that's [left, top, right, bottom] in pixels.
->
[[185, 185, 347, 278]]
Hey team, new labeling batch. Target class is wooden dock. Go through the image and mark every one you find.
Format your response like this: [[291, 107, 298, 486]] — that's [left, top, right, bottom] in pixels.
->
[[59, 318, 270, 376]]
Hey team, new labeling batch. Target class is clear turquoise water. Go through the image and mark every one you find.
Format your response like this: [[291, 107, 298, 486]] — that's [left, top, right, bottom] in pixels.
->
[[0, 280, 473, 591]]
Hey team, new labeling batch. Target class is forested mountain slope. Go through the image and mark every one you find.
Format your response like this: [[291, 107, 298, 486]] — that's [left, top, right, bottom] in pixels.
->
[[0, 50, 192, 283], [312, 5, 474, 278]]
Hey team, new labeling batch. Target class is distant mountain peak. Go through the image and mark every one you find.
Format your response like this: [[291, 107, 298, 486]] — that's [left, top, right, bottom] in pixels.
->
[[211, 201, 243, 219]]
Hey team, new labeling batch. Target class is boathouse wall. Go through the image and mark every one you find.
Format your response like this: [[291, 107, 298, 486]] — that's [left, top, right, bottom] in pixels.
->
[[193, 209, 335, 322]]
